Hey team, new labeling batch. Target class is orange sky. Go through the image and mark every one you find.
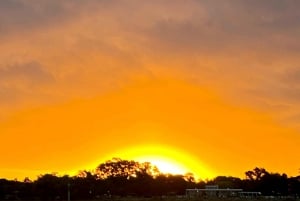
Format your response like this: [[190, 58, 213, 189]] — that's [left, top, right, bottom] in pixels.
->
[[1, 0, 300, 180]]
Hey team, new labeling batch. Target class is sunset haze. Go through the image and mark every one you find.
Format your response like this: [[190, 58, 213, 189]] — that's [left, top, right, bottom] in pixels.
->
[[1, 0, 300, 180]]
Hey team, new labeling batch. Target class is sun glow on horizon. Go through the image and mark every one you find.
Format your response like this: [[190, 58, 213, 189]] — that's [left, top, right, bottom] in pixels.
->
[[134, 155, 188, 176], [101, 144, 215, 180]]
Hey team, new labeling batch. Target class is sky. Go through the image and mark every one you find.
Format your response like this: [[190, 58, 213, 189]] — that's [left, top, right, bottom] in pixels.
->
[[1, 0, 300, 180]]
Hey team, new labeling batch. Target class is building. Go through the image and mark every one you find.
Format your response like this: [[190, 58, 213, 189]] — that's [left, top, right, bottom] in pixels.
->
[[186, 185, 243, 198], [238, 191, 261, 198]]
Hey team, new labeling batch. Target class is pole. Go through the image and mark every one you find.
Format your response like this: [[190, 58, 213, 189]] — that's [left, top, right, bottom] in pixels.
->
[[67, 182, 70, 201]]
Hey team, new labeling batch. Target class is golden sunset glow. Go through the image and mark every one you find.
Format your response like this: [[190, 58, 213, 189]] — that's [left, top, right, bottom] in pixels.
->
[[104, 144, 215, 180], [139, 158, 186, 176], [1, 1, 300, 181]]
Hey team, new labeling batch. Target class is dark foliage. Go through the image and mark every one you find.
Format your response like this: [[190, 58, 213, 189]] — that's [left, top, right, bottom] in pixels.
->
[[0, 161, 299, 200]]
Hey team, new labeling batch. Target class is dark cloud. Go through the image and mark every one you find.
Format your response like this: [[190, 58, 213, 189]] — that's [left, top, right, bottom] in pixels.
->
[[0, 61, 54, 85], [142, 0, 300, 55], [199, 0, 300, 30], [0, 0, 104, 38], [1, 0, 299, 53]]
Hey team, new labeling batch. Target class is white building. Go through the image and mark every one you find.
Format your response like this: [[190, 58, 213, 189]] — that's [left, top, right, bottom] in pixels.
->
[[186, 185, 243, 198]]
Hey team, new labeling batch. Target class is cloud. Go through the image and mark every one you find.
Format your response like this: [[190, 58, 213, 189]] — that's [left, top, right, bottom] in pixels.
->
[[0, 0, 300, 130], [0, 61, 54, 110], [0, 61, 54, 85], [0, 87, 19, 105], [0, 0, 300, 178], [140, 0, 300, 56], [0, 0, 105, 38]]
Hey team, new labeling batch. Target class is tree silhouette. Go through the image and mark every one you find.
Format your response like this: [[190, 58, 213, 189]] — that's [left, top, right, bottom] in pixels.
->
[[95, 158, 160, 179], [0, 162, 300, 199], [245, 167, 267, 181], [210, 176, 242, 189]]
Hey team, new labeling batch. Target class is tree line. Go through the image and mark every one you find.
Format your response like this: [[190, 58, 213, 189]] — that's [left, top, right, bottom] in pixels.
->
[[0, 158, 299, 200]]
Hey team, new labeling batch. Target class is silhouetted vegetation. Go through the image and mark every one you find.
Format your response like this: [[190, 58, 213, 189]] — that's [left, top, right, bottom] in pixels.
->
[[0, 159, 299, 200]]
